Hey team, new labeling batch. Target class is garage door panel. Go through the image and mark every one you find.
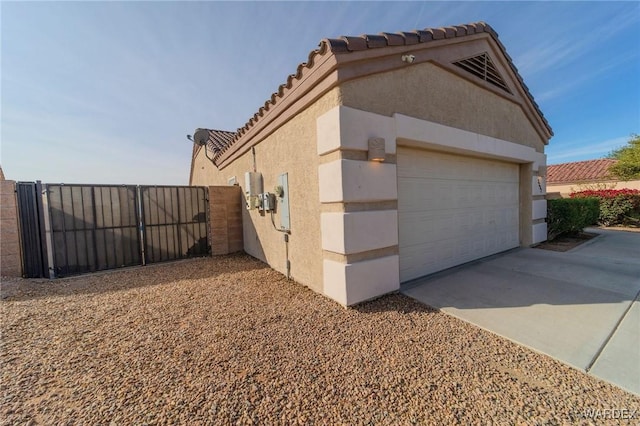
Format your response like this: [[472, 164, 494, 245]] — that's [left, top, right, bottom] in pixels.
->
[[398, 148, 520, 282], [399, 205, 518, 247], [398, 150, 518, 183], [399, 211, 457, 245], [400, 179, 517, 212]]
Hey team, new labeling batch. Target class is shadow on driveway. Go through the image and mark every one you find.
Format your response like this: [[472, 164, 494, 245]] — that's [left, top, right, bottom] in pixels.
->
[[402, 228, 640, 395]]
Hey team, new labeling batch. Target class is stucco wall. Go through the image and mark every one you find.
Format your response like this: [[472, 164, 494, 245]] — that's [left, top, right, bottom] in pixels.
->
[[547, 180, 640, 198], [1, 180, 22, 277], [191, 88, 342, 291], [340, 62, 546, 153]]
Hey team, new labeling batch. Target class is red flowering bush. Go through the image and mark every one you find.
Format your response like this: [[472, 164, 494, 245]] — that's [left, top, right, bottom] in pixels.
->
[[570, 189, 640, 226]]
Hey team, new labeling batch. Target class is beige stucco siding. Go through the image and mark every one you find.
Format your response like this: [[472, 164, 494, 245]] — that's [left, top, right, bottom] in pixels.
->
[[340, 62, 546, 153], [190, 88, 342, 291]]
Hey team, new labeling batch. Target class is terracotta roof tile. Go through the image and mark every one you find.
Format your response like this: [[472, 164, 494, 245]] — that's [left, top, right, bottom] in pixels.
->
[[416, 30, 434, 42], [454, 25, 468, 36], [324, 38, 349, 53], [400, 31, 420, 45], [341, 35, 368, 51], [547, 159, 617, 183], [205, 129, 236, 152], [207, 22, 552, 165], [430, 27, 446, 40], [382, 32, 405, 46], [365, 34, 387, 48]]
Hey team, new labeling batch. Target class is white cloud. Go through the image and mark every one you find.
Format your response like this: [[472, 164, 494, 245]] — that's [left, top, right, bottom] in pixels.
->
[[547, 136, 628, 164], [535, 49, 639, 102], [515, 10, 639, 76]]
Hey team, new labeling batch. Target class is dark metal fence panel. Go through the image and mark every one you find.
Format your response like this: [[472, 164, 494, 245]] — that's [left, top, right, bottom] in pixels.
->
[[140, 186, 208, 264], [16, 183, 208, 278], [93, 186, 141, 271], [46, 184, 140, 277], [16, 182, 48, 278]]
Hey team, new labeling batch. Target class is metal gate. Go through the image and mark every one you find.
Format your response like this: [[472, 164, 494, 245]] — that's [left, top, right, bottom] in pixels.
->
[[140, 186, 208, 263], [16, 183, 209, 278], [46, 184, 141, 277]]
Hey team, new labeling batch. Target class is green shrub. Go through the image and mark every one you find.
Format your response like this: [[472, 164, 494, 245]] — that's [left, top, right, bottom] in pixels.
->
[[571, 189, 640, 226], [547, 198, 600, 240]]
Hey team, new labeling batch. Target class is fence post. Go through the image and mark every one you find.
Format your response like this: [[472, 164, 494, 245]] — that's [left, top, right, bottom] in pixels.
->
[[137, 186, 146, 266], [35, 181, 50, 277], [1, 179, 22, 277], [209, 186, 244, 255]]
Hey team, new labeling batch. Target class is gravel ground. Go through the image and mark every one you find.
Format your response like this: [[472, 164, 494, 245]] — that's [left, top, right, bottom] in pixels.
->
[[2, 253, 638, 425]]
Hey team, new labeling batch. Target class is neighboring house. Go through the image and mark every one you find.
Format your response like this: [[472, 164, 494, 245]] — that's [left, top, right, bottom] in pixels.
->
[[190, 22, 552, 306], [547, 159, 640, 197]]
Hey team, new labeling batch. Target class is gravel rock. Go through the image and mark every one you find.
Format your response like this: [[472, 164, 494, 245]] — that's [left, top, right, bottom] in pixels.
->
[[1, 253, 638, 424]]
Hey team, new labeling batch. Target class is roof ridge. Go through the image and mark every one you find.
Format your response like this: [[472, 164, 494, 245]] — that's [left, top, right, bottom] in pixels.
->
[[211, 21, 552, 164], [548, 158, 617, 167]]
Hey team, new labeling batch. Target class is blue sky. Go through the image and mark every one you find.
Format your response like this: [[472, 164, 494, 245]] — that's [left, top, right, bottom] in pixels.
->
[[1, 1, 639, 185]]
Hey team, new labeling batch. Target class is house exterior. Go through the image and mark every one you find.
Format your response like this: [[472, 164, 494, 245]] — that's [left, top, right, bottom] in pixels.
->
[[190, 22, 552, 306], [547, 159, 640, 198]]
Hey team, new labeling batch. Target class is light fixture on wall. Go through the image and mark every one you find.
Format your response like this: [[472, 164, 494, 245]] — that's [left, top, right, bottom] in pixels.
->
[[538, 165, 547, 178], [401, 54, 415, 64], [368, 137, 386, 162]]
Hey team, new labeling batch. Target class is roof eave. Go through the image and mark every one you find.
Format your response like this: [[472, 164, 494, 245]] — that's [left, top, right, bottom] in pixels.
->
[[211, 22, 553, 167]]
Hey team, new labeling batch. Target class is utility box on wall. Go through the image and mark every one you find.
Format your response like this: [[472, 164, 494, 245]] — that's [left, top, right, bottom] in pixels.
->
[[244, 172, 263, 210], [277, 173, 290, 231]]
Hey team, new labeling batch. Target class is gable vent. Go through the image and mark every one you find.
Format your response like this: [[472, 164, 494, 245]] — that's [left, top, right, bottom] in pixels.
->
[[453, 53, 510, 93]]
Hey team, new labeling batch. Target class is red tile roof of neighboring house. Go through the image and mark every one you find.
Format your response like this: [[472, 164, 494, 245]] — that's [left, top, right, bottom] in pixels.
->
[[547, 159, 617, 184]]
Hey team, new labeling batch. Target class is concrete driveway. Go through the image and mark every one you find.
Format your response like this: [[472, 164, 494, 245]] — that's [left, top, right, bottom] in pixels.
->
[[402, 228, 640, 395]]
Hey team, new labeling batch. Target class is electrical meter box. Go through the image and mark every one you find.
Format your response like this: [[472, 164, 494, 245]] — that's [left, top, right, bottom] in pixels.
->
[[277, 173, 290, 231], [261, 193, 275, 211], [244, 172, 263, 210]]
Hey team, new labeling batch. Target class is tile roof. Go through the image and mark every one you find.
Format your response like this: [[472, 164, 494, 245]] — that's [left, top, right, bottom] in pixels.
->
[[547, 159, 617, 184], [205, 129, 236, 152], [189, 129, 236, 184], [201, 21, 552, 166]]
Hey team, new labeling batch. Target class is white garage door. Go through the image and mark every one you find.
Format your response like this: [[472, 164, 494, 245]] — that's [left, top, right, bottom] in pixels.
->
[[398, 147, 520, 282]]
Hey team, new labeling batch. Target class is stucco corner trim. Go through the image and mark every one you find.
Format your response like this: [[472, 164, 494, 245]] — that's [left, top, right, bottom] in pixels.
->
[[532, 222, 547, 245], [319, 159, 397, 203], [532, 199, 547, 221], [317, 106, 396, 156], [321, 210, 399, 254], [323, 255, 400, 306], [394, 113, 541, 164]]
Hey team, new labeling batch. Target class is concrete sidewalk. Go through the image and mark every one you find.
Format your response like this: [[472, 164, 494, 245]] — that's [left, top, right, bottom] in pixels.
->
[[402, 228, 640, 395]]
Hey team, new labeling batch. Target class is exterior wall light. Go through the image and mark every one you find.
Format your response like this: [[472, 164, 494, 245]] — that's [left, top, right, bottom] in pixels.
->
[[368, 137, 386, 162], [538, 165, 547, 177], [401, 54, 415, 63]]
